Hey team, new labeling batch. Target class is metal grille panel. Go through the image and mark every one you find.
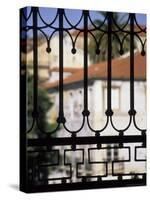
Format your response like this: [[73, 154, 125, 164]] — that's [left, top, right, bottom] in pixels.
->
[[20, 6, 146, 193]]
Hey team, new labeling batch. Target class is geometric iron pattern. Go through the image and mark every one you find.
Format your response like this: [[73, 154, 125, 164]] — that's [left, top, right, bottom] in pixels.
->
[[20, 7, 146, 193]]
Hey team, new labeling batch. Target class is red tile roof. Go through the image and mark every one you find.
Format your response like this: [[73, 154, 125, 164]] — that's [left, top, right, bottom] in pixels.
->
[[50, 67, 81, 73], [134, 25, 146, 37], [41, 51, 146, 90]]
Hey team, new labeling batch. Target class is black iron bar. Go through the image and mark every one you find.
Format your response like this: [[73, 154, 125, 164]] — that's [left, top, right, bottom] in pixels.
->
[[106, 12, 112, 115], [26, 178, 146, 193], [33, 7, 38, 117], [83, 10, 89, 114], [28, 135, 146, 146], [20, 7, 28, 191], [58, 9, 64, 120], [130, 14, 135, 112]]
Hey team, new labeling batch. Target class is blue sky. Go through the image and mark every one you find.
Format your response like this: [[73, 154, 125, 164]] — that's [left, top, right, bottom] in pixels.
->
[[24, 7, 146, 37]]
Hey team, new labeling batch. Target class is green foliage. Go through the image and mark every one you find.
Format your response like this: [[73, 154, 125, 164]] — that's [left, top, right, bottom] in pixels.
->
[[27, 75, 57, 138], [27, 74, 57, 185], [89, 12, 130, 63]]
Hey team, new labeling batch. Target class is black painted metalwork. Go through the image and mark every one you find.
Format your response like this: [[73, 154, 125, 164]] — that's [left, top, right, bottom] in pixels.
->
[[20, 6, 146, 193]]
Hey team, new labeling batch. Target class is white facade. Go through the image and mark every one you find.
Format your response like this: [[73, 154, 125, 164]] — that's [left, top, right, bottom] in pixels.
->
[[26, 31, 146, 181], [27, 34, 91, 82], [47, 78, 146, 180], [45, 35, 146, 180]]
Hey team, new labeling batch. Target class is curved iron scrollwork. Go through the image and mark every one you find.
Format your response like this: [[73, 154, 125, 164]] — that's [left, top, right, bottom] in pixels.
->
[[20, 6, 146, 193]]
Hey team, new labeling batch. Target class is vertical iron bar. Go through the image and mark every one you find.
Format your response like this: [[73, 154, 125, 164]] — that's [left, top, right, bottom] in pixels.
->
[[106, 12, 112, 115], [20, 8, 28, 191], [130, 14, 135, 112], [58, 9, 64, 120], [83, 10, 89, 114], [33, 7, 38, 117]]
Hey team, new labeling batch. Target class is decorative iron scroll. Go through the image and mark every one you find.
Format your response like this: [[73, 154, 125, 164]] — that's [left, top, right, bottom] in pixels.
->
[[20, 7, 146, 193]]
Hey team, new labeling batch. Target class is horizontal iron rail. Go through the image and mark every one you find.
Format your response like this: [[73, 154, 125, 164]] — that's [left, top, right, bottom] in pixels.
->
[[25, 177, 146, 193], [28, 135, 146, 146]]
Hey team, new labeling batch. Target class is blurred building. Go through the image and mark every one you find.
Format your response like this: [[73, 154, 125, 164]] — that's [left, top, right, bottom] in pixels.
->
[[26, 32, 91, 82], [25, 26, 146, 182], [41, 50, 146, 180]]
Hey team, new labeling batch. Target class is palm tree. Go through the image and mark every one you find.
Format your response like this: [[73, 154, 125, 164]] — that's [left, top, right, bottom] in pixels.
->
[[89, 12, 130, 63]]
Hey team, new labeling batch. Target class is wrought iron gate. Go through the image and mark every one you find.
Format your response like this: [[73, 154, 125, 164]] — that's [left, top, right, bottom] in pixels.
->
[[20, 7, 146, 193]]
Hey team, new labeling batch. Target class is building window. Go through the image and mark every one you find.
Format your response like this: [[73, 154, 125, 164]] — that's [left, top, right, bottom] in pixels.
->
[[68, 90, 83, 118], [106, 144, 119, 162], [107, 145, 112, 162], [103, 86, 120, 111], [74, 101, 82, 117], [113, 145, 119, 161], [79, 89, 82, 94]]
